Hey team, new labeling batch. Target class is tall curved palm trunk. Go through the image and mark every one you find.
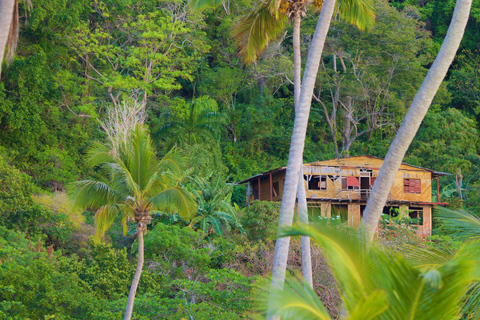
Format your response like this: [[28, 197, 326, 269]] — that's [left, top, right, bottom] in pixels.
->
[[0, 0, 16, 76], [267, 0, 337, 317], [361, 0, 472, 245], [293, 11, 313, 288], [124, 223, 146, 320]]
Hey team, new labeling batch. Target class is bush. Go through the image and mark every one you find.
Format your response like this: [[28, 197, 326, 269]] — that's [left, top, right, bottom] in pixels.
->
[[0, 227, 97, 319], [240, 201, 281, 242]]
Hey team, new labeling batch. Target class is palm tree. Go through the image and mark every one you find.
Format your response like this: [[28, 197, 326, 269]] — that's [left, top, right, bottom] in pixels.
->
[[266, 2, 340, 317], [360, 0, 472, 245], [266, 0, 374, 317], [156, 96, 226, 148], [189, 175, 244, 236], [0, 0, 16, 77], [68, 124, 196, 320], [265, 221, 479, 319], [233, 0, 374, 289]]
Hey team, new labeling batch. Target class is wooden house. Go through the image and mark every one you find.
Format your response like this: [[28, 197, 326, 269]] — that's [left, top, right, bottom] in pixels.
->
[[237, 156, 449, 237]]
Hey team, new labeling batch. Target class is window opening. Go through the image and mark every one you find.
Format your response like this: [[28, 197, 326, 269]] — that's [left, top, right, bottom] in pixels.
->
[[342, 176, 360, 190], [306, 175, 327, 190], [404, 179, 421, 194], [409, 207, 424, 225]]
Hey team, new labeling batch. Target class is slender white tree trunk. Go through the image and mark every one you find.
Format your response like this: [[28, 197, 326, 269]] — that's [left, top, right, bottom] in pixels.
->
[[124, 225, 145, 320], [0, 0, 15, 76], [267, 0, 336, 317], [293, 12, 313, 288], [361, 0, 472, 245]]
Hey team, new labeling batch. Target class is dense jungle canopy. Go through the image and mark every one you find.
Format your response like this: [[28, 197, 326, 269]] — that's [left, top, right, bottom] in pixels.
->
[[1, 0, 480, 318]]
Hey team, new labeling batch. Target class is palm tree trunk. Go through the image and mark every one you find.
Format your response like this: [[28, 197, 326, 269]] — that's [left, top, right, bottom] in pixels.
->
[[293, 11, 313, 289], [124, 225, 145, 320], [267, 0, 336, 317], [361, 0, 472, 246], [0, 0, 15, 77]]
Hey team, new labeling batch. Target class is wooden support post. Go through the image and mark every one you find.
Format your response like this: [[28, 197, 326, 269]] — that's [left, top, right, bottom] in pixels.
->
[[437, 176, 440, 202], [258, 176, 261, 201], [270, 173, 273, 201], [321, 202, 331, 218], [423, 206, 432, 237], [348, 204, 361, 228]]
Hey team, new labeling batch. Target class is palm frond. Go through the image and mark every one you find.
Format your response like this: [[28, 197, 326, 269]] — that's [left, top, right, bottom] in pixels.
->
[[280, 224, 367, 309], [127, 124, 156, 191], [189, 0, 223, 10], [210, 216, 223, 235], [463, 282, 480, 317], [436, 206, 480, 237], [68, 180, 121, 211], [233, 2, 287, 64], [113, 159, 142, 198], [400, 243, 456, 272], [86, 141, 115, 167], [267, 278, 332, 320], [348, 290, 388, 319], [94, 204, 122, 243], [157, 148, 186, 179], [149, 187, 197, 221], [278, 223, 476, 319], [338, 0, 375, 31]]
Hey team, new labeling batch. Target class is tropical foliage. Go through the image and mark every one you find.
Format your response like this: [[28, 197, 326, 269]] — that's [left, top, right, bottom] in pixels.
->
[[157, 96, 226, 148], [68, 125, 196, 242], [265, 220, 479, 319], [68, 124, 196, 319], [1, 0, 480, 318], [189, 175, 244, 235]]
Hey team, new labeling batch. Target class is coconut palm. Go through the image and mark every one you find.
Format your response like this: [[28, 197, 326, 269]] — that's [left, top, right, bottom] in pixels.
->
[[189, 175, 244, 236], [265, 221, 479, 319], [265, 0, 375, 317], [360, 0, 472, 245], [233, 0, 374, 289], [266, 3, 340, 317], [68, 124, 196, 320], [156, 96, 226, 148]]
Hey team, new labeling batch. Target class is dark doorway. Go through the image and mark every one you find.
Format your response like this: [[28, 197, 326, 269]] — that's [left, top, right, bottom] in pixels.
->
[[360, 177, 370, 200], [360, 205, 366, 217]]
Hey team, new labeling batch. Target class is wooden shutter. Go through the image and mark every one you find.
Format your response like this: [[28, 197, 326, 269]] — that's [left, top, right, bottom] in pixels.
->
[[404, 179, 421, 194], [412, 179, 421, 193]]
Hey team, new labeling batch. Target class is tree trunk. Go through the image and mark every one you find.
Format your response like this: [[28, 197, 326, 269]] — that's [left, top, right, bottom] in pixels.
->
[[0, 0, 15, 77], [124, 225, 145, 320], [361, 0, 472, 245], [267, 0, 336, 317], [293, 12, 313, 289]]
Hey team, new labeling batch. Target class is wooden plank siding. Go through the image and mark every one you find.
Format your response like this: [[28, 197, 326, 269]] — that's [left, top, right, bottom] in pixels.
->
[[303, 156, 433, 203], [248, 171, 285, 203], [247, 156, 433, 204]]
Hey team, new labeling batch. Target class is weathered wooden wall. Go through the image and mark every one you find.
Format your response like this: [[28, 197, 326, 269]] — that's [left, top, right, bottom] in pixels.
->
[[303, 156, 432, 203], [247, 170, 285, 203]]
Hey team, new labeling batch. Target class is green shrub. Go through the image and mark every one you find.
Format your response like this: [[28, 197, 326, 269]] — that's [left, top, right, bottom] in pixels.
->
[[240, 201, 281, 242]]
